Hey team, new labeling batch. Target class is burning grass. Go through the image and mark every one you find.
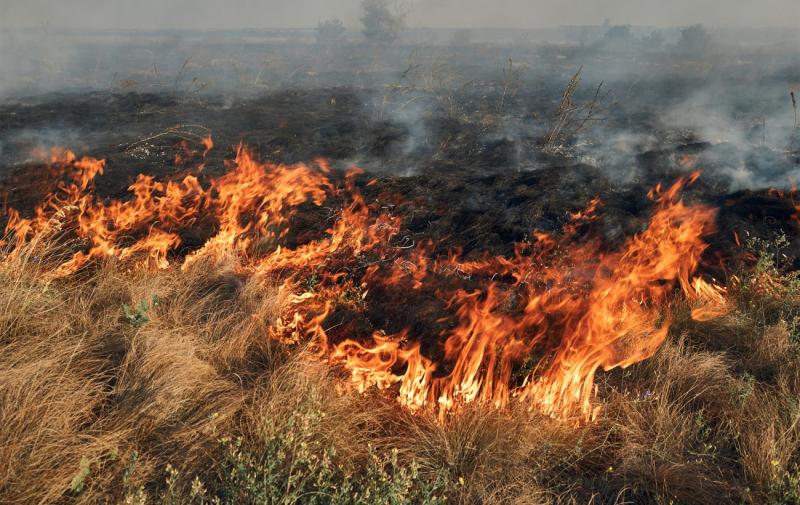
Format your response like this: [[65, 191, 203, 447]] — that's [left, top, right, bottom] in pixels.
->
[[0, 146, 727, 420], [3, 239, 800, 504], [3, 146, 800, 503]]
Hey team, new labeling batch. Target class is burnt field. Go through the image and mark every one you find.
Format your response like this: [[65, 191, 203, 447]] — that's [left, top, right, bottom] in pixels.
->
[[3, 29, 800, 504], [3, 48, 800, 259]]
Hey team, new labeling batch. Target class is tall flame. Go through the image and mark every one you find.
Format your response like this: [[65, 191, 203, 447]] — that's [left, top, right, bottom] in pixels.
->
[[2, 143, 727, 421]]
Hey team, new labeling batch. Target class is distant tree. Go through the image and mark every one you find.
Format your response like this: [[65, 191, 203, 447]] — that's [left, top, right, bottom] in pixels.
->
[[361, 0, 405, 46], [675, 24, 714, 54], [316, 18, 346, 46], [597, 24, 636, 51], [603, 24, 633, 41], [641, 30, 664, 50]]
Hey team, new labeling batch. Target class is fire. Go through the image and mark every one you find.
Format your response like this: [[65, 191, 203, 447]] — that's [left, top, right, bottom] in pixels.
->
[[328, 171, 721, 419], [677, 153, 697, 168], [769, 185, 800, 227], [2, 141, 729, 421]]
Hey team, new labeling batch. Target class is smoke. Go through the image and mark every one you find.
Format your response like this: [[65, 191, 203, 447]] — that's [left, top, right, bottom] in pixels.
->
[[569, 74, 800, 191], [0, 126, 88, 167], [651, 72, 799, 190], [2, 0, 799, 29], [1, 1, 799, 192]]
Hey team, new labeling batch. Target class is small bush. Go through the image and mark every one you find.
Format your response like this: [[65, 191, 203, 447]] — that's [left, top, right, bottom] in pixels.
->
[[120, 402, 445, 504]]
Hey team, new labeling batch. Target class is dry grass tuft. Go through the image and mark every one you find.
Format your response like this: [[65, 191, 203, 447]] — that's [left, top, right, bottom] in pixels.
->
[[605, 338, 740, 504], [0, 246, 284, 503]]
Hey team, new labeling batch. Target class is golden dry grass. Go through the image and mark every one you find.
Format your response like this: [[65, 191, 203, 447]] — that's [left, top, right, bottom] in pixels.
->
[[2, 239, 800, 504]]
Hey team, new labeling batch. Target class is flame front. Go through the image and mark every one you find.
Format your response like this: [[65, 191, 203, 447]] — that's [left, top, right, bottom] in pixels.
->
[[2, 143, 726, 420]]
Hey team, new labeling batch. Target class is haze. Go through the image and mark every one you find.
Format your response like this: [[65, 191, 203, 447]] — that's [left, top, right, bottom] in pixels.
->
[[1, 0, 798, 30]]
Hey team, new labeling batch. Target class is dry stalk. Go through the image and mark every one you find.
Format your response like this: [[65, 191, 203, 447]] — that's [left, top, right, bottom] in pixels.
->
[[543, 66, 609, 154]]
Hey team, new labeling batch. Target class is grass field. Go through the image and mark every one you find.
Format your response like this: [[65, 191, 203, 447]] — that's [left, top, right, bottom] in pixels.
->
[[3, 228, 800, 505]]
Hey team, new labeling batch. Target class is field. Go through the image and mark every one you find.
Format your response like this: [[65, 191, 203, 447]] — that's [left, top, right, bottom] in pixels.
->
[[2, 28, 800, 504]]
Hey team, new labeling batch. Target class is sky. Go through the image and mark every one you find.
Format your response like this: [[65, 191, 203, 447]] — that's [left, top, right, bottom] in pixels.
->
[[0, 0, 798, 30]]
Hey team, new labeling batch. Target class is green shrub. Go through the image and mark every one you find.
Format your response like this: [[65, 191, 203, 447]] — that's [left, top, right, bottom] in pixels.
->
[[124, 403, 445, 504]]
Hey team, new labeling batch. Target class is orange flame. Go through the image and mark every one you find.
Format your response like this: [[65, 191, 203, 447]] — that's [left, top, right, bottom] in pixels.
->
[[2, 145, 728, 421], [329, 172, 722, 419]]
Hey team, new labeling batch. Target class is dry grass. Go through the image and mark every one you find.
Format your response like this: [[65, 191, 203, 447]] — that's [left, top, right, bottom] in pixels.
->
[[3, 238, 800, 504], [0, 247, 285, 503]]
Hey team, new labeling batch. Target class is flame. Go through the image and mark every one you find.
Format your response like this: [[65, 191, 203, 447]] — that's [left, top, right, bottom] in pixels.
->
[[2, 145, 729, 421], [769, 184, 800, 228], [677, 153, 698, 169], [327, 172, 722, 419], [201, 135, 214, 157]]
